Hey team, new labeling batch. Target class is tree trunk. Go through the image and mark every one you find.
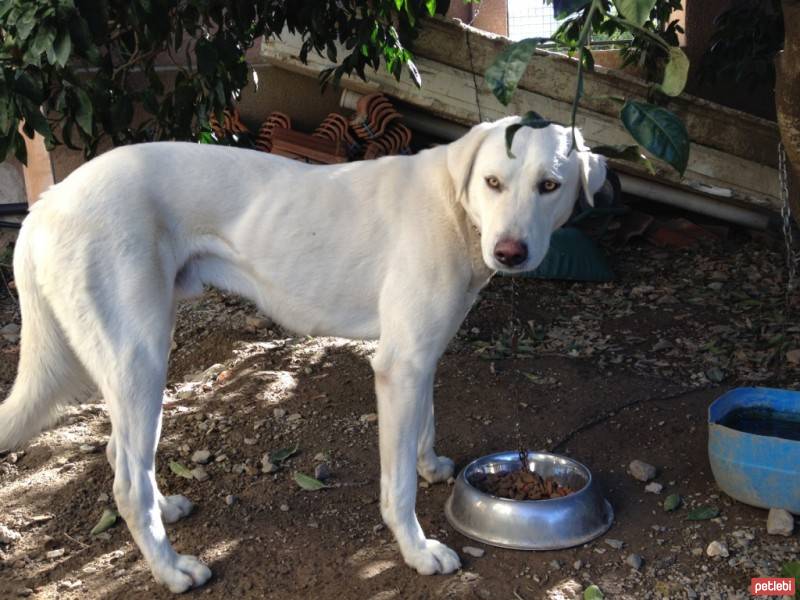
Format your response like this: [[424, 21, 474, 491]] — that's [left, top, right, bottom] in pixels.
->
[[776, 0, 800, 222]]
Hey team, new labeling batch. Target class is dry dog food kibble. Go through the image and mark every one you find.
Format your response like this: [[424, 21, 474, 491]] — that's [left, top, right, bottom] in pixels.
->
[[470, 469, 575, 500]]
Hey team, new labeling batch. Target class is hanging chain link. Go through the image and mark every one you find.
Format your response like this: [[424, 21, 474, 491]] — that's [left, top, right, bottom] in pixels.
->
[[466, 7, 528, 468], [779, 142, 799, 293], [509, 277, 531, 470]]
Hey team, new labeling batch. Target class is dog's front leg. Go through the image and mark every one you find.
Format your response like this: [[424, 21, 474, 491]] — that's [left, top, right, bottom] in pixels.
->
[[416, 378, 455, 484], [372, 355, 461, 575]]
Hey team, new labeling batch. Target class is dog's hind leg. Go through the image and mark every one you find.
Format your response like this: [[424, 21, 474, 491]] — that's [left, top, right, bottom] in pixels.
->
[[42, 254, 210, 593], [415, 380, 455, 484]]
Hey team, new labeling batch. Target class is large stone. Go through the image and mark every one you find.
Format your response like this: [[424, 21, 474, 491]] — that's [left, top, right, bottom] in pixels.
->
[[628, 460, 657, 482], [766, 508, 794, 536]]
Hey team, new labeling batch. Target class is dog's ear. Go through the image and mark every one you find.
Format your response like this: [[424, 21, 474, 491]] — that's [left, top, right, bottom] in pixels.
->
[[576, 151, 607, 207], [447, 121, 496, 202]]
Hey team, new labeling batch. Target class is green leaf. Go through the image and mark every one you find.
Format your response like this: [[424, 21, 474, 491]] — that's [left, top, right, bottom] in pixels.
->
[[72, 87, 93, 135], [686, 506, 719, 521], [620, 100, 690, 175], [780, 560, 800, 579], [663, 493, 681, 512], [583, 584, 604, 600], [425, 0, 436, 17], [612, 0, 656, 26], [591, 144, 655, 174], [553, 0, 592, 19], [505, 111, 551, 158], [294, 471, 328, 491], [659, 47, 689, 97], [90, 509, 119, 535], [270, 444, 299, 464], [485, 37, 548, 106], [52, 30, 72, 67], [169, 461, 194, 479]]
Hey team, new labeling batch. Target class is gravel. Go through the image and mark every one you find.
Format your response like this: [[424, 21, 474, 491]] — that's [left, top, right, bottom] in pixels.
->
[[462, 546, 485, 558], [766, 508, 794, 536], [628, 459, 657, 482], [645, 482, 664, 494], [191, 449, 212, 464], [0, 524, 21, 544], [625, 553, 643, 570], [706, 540, 729, 558]]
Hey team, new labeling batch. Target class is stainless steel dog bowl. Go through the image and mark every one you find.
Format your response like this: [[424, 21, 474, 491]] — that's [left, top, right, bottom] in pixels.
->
[[444, 451, 613, 550]]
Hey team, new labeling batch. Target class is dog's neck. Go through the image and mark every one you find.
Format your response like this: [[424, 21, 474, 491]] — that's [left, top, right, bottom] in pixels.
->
[[439, 167, 494, 292]]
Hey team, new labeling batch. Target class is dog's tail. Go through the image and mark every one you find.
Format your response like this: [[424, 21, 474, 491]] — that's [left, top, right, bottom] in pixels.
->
[[0, 219, 90, 451]]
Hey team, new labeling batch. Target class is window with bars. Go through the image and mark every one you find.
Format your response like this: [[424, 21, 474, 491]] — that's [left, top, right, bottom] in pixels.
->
[[507, 0, 563, 40]]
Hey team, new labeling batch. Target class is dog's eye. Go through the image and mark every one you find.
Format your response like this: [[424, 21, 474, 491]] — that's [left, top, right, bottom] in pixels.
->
[[485, 176, 502, 191], [539, 179, 561, 193]]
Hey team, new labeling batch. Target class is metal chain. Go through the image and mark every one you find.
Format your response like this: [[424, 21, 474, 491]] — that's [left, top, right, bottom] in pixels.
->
[[778, 141, 799, 380], [509, 277, 531, 470], [779, 142, 799, 293], [466, 5, 527, 468]]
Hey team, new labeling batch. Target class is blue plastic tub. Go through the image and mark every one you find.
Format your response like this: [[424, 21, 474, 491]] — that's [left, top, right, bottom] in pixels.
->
[[708, 387, 800, 514]]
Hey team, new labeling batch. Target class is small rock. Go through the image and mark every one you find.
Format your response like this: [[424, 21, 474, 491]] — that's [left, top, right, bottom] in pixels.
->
[[766, 508, 794, 536], [462, 546, 485, 558], [286, 413, 302, 422], [215, 454, 228, 463], [225, 495, 237, 506], [545, 579, 583, 600], [372, 524, 384, 534], [46, 548, 65, 559], [216, 370, 234, 385], [203, 363, 225, 380], [97, 493, 109, 503], [279, 503, 289, 512], [273, 408, 286, 419], [706, 540, 729, 558], [261, 454, 278, 473], [645, 482, 663, 494], [78, 444, 97, 454], [191, 466, 209, 482], [786, 349, 800, 365], [15, 588, 33, 597], [243, 437, 257, 445], [0, 524, 21, 544], [549, 559, 562, 570], [573, 559, 583, 570], [605, 538, 624, 550], [447, 476, 455, 485], [419, 481, 430, 489], [245, 315, 270, 330], [359, 413, 378, 423], [0, 323, 20, 342], [628, 460, 657, 482], [313, 452, 328, 462], [314, 463, 332, 481], [626, 553, 643, 570], [191, 450, 212, 464]]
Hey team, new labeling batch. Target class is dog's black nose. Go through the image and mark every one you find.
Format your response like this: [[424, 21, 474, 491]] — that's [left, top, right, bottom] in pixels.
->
[[494, 239, 528, 267]]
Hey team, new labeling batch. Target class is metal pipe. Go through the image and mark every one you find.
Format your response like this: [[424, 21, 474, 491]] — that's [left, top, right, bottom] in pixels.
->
[[617, 174, 769, 230]]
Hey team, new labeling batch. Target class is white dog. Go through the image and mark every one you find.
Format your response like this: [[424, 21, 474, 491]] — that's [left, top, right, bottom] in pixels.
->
[[0, 116, 605, 592]]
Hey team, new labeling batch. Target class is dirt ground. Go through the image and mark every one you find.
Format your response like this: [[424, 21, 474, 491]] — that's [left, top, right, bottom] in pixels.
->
[[0, 227, 799, 600]]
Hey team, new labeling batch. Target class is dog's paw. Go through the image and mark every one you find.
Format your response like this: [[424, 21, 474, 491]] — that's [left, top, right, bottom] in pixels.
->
[[418, 455, 455, 484], [404, 539, 461, 575], [153, 554, 211, 593], [159, 494, 194, 524]]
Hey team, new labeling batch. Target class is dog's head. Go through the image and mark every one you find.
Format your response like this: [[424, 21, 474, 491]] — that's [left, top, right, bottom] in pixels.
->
[[447, 116, 606, 273]]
